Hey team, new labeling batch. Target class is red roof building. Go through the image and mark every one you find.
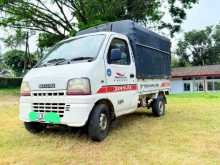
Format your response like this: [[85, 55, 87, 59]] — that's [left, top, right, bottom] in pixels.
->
[[171, 65, 220, 93]]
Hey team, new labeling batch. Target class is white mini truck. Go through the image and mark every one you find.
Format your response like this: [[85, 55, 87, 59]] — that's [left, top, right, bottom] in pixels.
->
[[19, 20, 171, 141]]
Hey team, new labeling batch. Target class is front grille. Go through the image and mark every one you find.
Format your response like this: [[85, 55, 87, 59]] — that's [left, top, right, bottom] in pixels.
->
[[32, 92, 65, 97], [32, 103, 65, 118]]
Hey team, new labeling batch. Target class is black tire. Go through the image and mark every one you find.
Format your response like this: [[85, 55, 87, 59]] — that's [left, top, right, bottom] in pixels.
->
[[152, 96, 165, 117], [88, 104, 111, 141], [24, 122, 46, 134]]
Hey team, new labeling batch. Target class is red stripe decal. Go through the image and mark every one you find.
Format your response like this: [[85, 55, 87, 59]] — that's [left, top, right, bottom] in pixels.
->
[[97, 85, 138, 94]]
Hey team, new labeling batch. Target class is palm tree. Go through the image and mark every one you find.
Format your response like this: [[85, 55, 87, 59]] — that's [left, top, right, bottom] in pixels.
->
[[1, 29, 34, 74]]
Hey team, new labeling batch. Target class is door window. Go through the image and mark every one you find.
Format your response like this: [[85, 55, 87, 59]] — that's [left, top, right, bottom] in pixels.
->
[[194, 81, 204, 91], [107, 38, 130, 65], [184, 83, 191, 91], [214, 81, 220, 90], [207, 81, 214, 91]]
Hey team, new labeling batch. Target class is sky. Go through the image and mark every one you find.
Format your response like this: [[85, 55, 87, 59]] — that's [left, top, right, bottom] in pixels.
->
[[0, 0, 220, 53], [181, 0, 220, 32], [168, 0, 220, 50]]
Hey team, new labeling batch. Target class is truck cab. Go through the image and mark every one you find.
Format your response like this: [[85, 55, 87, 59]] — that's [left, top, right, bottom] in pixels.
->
[[20, 20, 171, 141]]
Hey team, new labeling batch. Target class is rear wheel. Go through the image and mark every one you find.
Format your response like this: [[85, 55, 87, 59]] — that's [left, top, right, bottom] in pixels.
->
[[88, 104, 110, 141], [152, 96, 165, 117], [24, 122, 46, 134]]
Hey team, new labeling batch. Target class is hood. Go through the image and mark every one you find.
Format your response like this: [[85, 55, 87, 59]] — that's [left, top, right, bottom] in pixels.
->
[[24, 62, 96, 91]]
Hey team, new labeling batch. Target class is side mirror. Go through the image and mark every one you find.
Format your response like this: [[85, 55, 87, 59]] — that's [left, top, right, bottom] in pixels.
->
[[110, 48, 121, 62]]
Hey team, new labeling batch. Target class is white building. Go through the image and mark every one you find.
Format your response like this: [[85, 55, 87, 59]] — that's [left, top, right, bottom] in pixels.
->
[[171, 65, 220, 93]]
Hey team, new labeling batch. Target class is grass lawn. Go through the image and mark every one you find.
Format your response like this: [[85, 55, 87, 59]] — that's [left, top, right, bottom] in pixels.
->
[[0, 88, 20, 96], [0, 89, 220, 165]]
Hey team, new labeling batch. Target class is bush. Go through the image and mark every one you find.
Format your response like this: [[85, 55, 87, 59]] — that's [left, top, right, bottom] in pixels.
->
[[3, 49, 37, 77], [0, 77, 23, 89]]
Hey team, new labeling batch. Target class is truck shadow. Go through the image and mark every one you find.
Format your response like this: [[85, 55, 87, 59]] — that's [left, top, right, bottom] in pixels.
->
[[42, 110, 154, 139], [111, 111, 154, 128]]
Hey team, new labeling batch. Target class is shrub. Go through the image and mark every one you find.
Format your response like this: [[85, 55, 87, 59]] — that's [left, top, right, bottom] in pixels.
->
[[3, 49, 37, 77], [0, 77, 23, 89]]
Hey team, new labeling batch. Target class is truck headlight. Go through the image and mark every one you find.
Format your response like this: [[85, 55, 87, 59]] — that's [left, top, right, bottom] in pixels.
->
[[20, 81, 31, 96], [67, 78, 91, 95]]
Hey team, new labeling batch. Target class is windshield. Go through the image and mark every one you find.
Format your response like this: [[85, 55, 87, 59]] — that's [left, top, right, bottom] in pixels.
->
[[39, 34, 105, 66]]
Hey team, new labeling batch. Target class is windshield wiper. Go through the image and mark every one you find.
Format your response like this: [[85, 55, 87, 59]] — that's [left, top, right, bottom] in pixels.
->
[[70, 57, 94, 62], [38, 58, 67, 67], [47, 58, 66, 64], [37, 58, 67, 67], [37, 57, 93, 68]]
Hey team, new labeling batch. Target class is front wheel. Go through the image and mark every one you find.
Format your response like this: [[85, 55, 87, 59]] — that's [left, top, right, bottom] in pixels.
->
[[152, 96, 165, 117], [88, 104, 111, 141], [24, 122, 46, 134]]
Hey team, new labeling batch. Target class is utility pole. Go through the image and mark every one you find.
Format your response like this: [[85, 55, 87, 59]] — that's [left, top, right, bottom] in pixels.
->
[[24, 31, 30, 73]]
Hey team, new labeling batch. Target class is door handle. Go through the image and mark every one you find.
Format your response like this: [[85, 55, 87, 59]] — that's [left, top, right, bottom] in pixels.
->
[[130, 74, 135, 78]]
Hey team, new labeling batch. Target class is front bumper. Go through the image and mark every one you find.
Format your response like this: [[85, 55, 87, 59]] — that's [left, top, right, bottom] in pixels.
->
[[19, 95, 95, 127]]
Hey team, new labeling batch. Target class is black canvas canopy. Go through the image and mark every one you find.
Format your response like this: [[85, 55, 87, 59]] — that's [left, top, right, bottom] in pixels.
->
[[77, 20, 171, 79]]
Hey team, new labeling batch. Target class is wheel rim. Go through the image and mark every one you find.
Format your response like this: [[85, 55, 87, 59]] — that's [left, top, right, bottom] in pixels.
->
[[99, 113, 108, 131], [158, 101, 164, 114]]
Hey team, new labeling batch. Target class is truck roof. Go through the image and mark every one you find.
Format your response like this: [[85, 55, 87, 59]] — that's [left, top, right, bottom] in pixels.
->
[[77, 20, 170, 52], [59, 31, 119, 44], [77, 20, 170, 42]]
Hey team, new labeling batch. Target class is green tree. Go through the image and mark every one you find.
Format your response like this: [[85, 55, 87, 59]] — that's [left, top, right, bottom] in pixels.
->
[[1, 29, 36, 73], [176, 24, 220, 66], [212, 24, 220, 57], [171, 55, 179, 68], [3, 49, 37, 77], [37, 33, 65, 51], [0, 55, 7, 71], [0, 0, 198, 49], [2, 29, 26, 49]]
